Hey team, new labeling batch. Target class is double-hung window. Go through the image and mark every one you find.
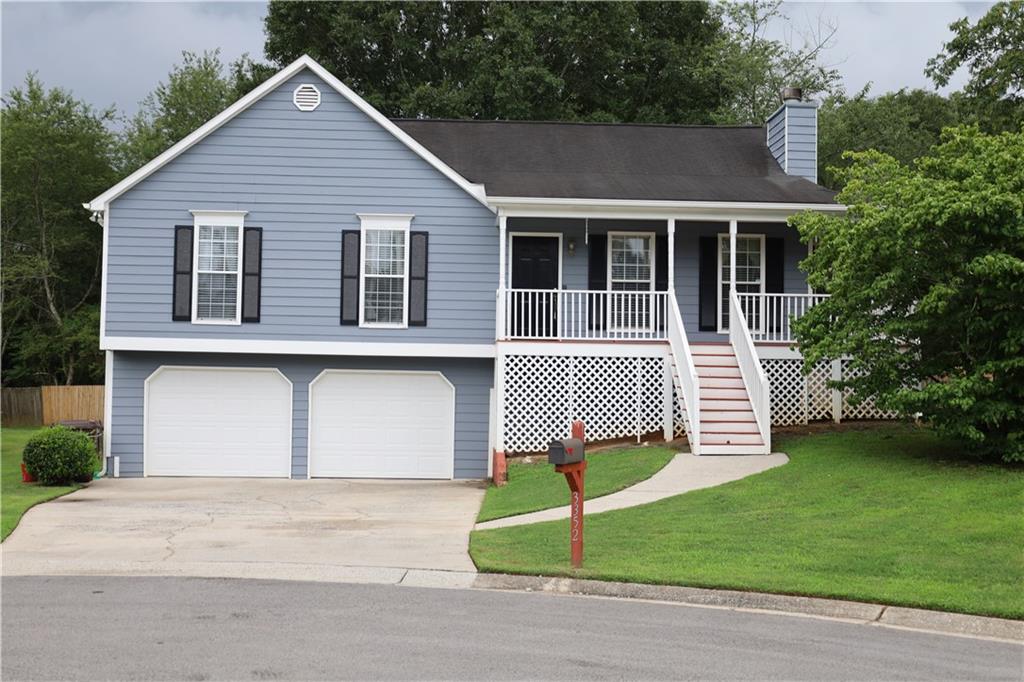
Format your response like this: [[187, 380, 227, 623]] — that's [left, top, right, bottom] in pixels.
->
[[191, 211, 245, 324], [359, 214, 412, 328], [717, 233, 765, 332]]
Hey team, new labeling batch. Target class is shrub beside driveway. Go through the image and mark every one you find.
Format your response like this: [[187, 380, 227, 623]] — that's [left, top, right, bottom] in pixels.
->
[[1, 427, 86, 541], [470, 424, 1024, 619]]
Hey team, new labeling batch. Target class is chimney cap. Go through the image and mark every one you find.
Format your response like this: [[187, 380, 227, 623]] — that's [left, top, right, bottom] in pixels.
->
[[780, 87, 803, 103]]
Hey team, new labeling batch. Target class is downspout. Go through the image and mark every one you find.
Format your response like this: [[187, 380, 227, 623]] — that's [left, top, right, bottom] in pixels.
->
[[85, 205, 110, 478]]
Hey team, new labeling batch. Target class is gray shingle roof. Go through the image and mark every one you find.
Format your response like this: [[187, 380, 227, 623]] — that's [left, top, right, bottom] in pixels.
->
[[393, 119, 837, 205]]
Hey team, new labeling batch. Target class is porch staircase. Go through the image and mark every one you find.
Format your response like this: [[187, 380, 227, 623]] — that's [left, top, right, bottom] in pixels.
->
[[691, 343, 766, 455]]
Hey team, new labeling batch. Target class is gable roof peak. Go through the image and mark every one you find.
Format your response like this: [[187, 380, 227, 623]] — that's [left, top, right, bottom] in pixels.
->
[[86, 55, 489, 212]]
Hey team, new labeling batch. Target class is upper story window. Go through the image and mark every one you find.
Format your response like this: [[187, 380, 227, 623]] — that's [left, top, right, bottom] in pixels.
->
[[358, 214, 412, 328], [191, 211, 246, 325]]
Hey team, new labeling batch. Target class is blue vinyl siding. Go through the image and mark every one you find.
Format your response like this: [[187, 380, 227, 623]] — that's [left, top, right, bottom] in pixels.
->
[[110, 351, 493, 479], [104, 68, 496, 345], [766, 101, 817, 183]]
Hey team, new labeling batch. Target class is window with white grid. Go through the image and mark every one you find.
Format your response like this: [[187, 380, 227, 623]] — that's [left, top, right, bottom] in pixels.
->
[[360, 220, 409, 327], [192, 214, 244, 324], [718, 234, 764, 332], [608, 233, 654, 330]]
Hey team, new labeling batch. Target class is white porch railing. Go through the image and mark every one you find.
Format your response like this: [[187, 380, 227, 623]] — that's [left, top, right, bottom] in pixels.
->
[[729, 291, 771, 452], [499, 289, 669, 341], [735, 293, 830, 343], [667, 291, 701, 453]]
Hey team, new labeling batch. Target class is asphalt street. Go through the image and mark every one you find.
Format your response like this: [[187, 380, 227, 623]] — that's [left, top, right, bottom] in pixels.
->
[[2, 576, 1020, 681]]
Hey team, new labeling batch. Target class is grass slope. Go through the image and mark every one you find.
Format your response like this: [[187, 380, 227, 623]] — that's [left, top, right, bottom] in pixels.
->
[[1, 427, 83, 541], [471, 425, 1024, 619], [478, 445, 676, 523]]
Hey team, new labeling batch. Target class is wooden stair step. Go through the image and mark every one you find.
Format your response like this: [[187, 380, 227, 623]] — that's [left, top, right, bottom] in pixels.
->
[[701, 433, 764, 446], [701, 377, 746, 389], [700, 387, 749, 399], [700, 422, 760, 434], [697, 367, 742, 379], [694, 356, 739, 367], [701, 399, 754, 411]]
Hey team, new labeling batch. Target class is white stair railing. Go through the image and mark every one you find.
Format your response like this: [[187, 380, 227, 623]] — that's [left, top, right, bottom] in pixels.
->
[[666, 291, 701, 454], [729, 290, 771, 452]]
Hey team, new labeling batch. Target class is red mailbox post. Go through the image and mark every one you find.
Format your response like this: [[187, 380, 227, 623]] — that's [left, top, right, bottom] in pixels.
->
[[553, 420, 587, 568]]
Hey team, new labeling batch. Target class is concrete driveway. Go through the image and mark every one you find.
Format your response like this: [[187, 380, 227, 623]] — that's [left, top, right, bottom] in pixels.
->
[[2, 477, 485, 581]]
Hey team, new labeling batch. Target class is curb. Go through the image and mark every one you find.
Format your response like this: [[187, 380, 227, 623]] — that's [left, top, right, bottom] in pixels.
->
[[471, 573, 1024, 643]]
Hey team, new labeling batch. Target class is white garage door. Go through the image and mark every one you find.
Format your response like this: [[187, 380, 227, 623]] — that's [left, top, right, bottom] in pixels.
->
[[309, 370, 455, 479], [145, 367, 292, 477]]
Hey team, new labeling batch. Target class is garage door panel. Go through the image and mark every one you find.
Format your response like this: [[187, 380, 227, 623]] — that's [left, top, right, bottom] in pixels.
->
[[309, 371, 455, 479], [146, 367, 292, 477]]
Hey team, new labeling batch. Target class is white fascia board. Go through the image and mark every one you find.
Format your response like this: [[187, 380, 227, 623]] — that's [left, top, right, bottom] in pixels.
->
[[498, 341, 669, 358], [101, 335, 496, 359], [86, 55, 491, 212], [490, 196, 846, 222]]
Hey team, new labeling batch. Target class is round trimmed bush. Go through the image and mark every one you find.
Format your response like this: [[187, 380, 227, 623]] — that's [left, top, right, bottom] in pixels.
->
[[22, 426, 96, 485]]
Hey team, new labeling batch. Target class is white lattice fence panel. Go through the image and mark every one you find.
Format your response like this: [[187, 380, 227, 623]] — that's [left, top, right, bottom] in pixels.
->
[[673, 383, 688, 439], [763, 359, 807, 426], [502, 355, 572, 453], [806, 361, 833, 421], [503, 355, 668, 453], [841, 359, 900, 420]]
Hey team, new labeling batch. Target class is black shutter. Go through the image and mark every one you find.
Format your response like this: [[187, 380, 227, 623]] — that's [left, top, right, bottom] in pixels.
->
[[587, 234, 607, 330], [241, 227, 263, 323], [698, 236, 717, 332], [409, 231, 428, 326], [765, 237, 785, 293], [654, 235, 668, 291], [340, 230, 360, 325], [172, 225, 193, 321]]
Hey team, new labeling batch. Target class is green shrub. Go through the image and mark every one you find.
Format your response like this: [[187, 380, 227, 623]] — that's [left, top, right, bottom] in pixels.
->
[[22, 426, 96, 485]]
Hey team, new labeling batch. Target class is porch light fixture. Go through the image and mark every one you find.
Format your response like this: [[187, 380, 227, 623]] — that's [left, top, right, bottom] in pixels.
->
[[568, 238, 576, 256]]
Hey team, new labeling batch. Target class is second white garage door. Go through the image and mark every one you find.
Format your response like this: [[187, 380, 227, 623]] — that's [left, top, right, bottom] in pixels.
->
[[308, 370, 455, 479]]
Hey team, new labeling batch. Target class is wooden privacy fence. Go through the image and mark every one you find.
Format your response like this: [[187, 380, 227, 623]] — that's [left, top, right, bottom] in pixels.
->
[[2, 385, 103, 427]]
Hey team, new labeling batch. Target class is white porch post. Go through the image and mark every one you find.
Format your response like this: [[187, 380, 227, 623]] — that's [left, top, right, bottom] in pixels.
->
[[498, 211, 508, 289], [497, 211, 508, 340], [667, 218, 676, 294], [728, 218, 737, 326]]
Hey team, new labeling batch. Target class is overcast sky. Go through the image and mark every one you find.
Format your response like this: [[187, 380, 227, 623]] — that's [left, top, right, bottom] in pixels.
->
[[1, 1, 993, 121]]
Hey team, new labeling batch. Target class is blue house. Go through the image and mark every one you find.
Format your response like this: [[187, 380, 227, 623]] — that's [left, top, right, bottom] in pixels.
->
[[87, 55, 869, 480]]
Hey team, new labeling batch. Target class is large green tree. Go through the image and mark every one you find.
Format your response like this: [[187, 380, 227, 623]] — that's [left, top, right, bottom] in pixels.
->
[[118, 50, 240, 175], [1, 75, 116, 386], [817, 88, 961, 190], [926, 0, 1024, 132], [714, 0, 842, 124], [791, 127, 1024, 462], [261, 1, 732, 123]]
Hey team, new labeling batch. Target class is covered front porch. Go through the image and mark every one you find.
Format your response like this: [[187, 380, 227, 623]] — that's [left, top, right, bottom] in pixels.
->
[[496, 214, 826, 345]]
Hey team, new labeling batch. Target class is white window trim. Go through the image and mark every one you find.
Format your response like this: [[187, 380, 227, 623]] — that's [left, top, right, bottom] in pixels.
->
[[716, 232, 766, 334], [190, 210, 247, 326], [357, 213, 413, 329], [606, 231, 656, 293], [606, 231, 656, 333]]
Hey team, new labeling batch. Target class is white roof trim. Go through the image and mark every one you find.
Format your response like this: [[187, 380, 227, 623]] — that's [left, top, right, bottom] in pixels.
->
[[489, 196, 846, 221], [87, 55, 491, 212]]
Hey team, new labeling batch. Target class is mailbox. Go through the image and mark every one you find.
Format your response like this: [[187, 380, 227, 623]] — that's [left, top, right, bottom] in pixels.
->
[[548, 438, 585, 465]]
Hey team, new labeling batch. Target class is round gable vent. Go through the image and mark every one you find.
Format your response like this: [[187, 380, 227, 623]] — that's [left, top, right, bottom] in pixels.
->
[[293, 84, 321, 112]]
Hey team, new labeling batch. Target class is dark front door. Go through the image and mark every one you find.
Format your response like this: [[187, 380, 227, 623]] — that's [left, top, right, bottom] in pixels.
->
[[510, 236, 560, 337]]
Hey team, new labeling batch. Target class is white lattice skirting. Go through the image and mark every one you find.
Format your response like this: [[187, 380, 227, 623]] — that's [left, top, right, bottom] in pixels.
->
[[763, 358, 899, 426], [501, 354, 898, 454], [501, 355, 679, 454]]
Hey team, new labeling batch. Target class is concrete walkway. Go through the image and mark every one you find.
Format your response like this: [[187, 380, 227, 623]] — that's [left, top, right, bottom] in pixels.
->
[[475, 451, 788, 530]]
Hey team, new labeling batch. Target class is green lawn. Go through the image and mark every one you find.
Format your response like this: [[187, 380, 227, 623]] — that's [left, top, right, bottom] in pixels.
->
[[478, 445, 677, 522], [1, 427, 87, 541], [471, 424, 1024, 619]]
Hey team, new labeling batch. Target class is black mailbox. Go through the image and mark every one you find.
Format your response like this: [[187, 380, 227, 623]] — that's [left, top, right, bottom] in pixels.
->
[[548, 438, 585, 465]]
